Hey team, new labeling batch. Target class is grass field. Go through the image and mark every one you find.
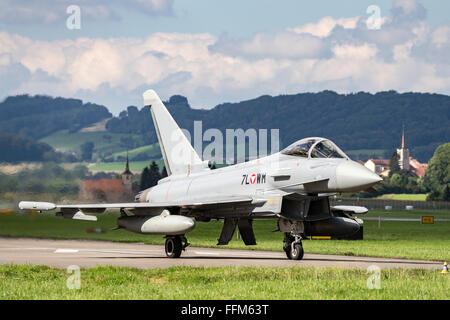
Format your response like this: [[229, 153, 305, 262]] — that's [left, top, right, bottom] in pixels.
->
[[1, 209, 449, 300], [110, 144, 161, 161], [0, 264, 447, 300], [88, 160, 164, 172], [0, 209, 449, 261], [39, 129, 145, 157], [377, 194, 428, 201]]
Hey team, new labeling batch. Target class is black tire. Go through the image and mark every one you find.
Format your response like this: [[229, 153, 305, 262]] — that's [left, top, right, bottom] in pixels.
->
[[284, 247, 291, 259], [283, 242, 291, 257], [165, 236, 182, 258], [286, 242, 304, 260]]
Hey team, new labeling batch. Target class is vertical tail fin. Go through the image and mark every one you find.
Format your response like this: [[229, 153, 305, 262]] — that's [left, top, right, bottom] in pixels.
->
[[143, 89, 207, 176]]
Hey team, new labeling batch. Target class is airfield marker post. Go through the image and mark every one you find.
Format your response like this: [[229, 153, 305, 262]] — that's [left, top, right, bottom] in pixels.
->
[[442, 262, 448, 274]]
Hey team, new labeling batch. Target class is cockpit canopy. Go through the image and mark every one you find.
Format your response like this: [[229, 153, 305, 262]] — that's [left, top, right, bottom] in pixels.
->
[[281, 138, 348, 159]]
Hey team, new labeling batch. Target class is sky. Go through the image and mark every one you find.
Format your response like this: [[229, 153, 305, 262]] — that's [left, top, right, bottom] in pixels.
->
[[0, 0, 449, 114]]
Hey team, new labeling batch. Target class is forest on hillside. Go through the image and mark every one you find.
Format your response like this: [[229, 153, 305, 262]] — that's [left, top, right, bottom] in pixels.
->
[[0, 133, 65, 162], [0, 95, 111, 140], [0, 91, 448, 163], [106, 91, 450, 162]]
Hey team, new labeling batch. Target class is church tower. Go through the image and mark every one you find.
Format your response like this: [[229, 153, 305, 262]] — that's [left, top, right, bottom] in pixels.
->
[[396, 127, 410, 170], [121, 152, 133, 192]]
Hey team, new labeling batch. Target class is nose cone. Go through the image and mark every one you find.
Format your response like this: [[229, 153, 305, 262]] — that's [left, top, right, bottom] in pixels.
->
[[336, 161, 382, 192]]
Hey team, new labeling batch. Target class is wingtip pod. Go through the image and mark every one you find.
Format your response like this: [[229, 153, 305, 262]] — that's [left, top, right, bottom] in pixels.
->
[[18, 201, 56, 211], [143, 89, 160, 107]]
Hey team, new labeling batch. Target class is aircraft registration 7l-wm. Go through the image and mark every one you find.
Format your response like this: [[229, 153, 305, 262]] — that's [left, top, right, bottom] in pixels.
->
[[19, 90, 382, 260]]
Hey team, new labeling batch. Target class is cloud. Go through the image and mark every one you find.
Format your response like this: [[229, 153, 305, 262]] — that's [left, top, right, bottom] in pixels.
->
[[0, 0, 174, 24], [288, 16, 360, 38], [0, 1, 449, 113], [431, 26, 450, 48], [391, 0, 427, 22], [209, 32, 330, 60], [131, 0, 174, 15]]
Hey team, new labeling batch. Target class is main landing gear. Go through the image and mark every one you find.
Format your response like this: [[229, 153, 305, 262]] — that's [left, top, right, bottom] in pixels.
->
[[283, 233, 304, 260], [164, 235, 189, 258]]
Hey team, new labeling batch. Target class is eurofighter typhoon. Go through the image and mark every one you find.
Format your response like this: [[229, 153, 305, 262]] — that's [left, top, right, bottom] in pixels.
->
[[20, 90, 382, 260]]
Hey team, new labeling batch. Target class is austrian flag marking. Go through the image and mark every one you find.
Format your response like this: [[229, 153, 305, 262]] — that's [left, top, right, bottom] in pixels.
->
[[241, 173, 266, 185]]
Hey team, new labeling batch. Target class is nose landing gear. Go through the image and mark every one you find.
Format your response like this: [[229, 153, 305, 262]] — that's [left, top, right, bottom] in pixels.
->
[[283, 233, 304, 260]]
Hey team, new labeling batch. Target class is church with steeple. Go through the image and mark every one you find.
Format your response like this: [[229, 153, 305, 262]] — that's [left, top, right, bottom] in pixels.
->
[[121, 152, 133, 193], [396, 127, 410, 171], [80, 155, 136, 201], [364, 127, 428, 178]]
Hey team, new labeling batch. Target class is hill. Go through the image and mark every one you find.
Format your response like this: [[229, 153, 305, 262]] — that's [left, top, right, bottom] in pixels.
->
[[0, 133, 63, 163], [0, 94, 111, 141], [39, 130, 146, 161], [1, 91, 448, 163], [106, 91, 450, 162]]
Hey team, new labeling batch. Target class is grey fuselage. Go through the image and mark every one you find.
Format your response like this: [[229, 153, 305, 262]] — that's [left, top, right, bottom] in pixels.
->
[[138, 148, 380, 219]]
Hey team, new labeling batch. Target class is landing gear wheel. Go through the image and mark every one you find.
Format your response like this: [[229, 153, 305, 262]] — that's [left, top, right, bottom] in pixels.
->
[[287, 242, 304, 260], [283, 233, 304, 260], [165, 236, 182, 258]]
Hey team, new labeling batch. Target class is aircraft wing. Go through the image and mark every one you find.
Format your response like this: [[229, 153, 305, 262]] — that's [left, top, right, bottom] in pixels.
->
[[19, 195, 265, 219]]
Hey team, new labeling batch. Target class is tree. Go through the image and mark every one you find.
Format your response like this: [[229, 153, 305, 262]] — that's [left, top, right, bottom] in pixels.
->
[[0, 133, 61, 163], [161, 166, 168, 178], [0, 95, 111, 141], [390, 173, 405, 189], [149, 161, 161, 187], [389, 151, 401, 177], [424, 143, 450, 200], [426, 190, 441, 201], [72, 164, 88, 178], [139, 161, 162, 191], [139, 167, 151, 190], [443, 184, 450, 201], [80, 141, 95, 161], [105, 91, 450, 163]]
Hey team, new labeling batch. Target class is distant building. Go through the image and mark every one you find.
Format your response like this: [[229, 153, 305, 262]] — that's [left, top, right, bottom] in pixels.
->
[[80, 155, 136, 201], [121, 155, 133, 193], [364, 159, 390, 175], [396, 127, 410, 170], [408, 157, 428, 178], [363, 128, 427, 178], [356, 160, 365, 166]]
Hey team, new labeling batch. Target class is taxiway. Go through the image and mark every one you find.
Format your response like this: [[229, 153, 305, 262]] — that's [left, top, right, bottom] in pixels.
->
[[0, 238, 441, 270]]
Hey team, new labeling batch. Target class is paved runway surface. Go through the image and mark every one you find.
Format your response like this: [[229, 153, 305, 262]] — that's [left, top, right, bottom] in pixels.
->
[[0, 238, 441, 270]]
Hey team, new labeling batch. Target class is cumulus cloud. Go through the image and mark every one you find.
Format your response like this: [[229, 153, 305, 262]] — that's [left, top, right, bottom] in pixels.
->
[[430, 26, 450, 48], [391, 0, 427, 22], [0, 0, 174, 24], [0, 0, 449, 113], [288, 16, 360, 38], [209, 32, 330, 60]]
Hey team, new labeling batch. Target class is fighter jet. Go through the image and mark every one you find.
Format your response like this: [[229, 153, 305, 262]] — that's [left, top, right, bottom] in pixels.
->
[[19, 89, 382, 260]]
